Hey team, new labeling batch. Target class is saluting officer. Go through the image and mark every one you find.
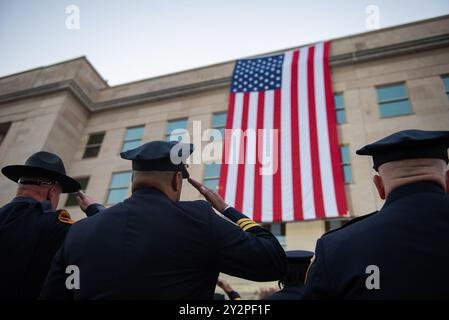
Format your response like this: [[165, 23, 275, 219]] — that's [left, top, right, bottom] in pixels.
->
[[303, 129, 449, 299], [266, 250, 314, 300], [40, 140, 287, 300], [0, 151, 103, 299]]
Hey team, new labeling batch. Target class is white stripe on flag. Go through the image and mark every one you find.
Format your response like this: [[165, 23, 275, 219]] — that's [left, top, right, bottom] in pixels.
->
[[280, 51, 294, 221], [314, 43, 339, 217], [298, 46, 315, 220], [242, 92, 258, 218], [224, 93, 244, 207], [261, 90, 274, 222]]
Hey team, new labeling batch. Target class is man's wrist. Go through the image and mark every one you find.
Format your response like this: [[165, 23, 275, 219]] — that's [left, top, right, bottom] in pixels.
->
[[221, 205, 231, 213]]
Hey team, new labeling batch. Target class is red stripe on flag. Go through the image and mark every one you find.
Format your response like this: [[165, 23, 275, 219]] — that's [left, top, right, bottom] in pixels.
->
[[253, 92, 265, 222], [290, 50, 303, 221], [307, 46, 325, 219], [234, 93, 250, 212], [323, 41, 347, 216], [273, 89, 282, 222], [218, 93, 235, 199]]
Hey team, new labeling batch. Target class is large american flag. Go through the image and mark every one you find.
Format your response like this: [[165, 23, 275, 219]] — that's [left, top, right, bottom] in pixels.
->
[[218, 42, 347, 222]]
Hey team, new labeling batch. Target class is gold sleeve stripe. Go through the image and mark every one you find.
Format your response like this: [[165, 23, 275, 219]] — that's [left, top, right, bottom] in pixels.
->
[[242, 223, 260, 231], [236, 218, 251, 225], [239, 220, 257, 228]]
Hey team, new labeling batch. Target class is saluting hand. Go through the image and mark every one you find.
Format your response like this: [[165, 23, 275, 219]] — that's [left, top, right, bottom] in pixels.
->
[[217, 278, 233, 294], [76, 190, 98, 213], [188, 178, 229, 213]]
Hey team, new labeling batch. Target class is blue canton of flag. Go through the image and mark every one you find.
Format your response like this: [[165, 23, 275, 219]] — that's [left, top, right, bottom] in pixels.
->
[[231, 54, 284, 93]]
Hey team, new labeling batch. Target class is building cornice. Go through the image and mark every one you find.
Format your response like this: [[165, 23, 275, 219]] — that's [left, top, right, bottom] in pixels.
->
[[1, 33, 448, 112]]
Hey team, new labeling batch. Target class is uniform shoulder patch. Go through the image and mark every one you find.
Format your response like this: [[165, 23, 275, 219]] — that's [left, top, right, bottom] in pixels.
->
[[57, 209, 75, 224]]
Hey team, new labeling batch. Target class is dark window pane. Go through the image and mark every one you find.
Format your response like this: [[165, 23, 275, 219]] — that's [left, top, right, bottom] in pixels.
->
[[83, 146, 101, 158], [343, 165, 353, 184], [204, 163, 221, 179], [122, 140, 141, 152], [334, 94, 343, 108], [379, 100, 411, 118], [377, 84, 407, 102], [204, 178, 219, 191], [110, 172, 132, 188], [442, 76, 449, 90], [106, 188, 128, 204], [87, 132, 105, 145], [125, 126, 144, 141], [212, 112, 227, 127], [262, 223, 286, 247], [65, 177, 89, 206], [325, 219, 348, 232], [336, 110, 346, 124], [270, 223, 282, 236]]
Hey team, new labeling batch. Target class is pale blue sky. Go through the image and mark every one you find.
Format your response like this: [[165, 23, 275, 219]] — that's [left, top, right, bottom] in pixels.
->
[[1, 0, 448, 85]]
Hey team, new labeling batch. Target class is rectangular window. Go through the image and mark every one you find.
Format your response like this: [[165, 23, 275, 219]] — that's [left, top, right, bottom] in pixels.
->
[[203, 163, 221, 191], [0, 122, 11, 147], [122, 126, 144, 152], [262, 223, 286, 249], [376, 83, 412, 118], [83, 132, 105, 159], [106, 171, 132, 205], [65, 177, 90, 206], [334, 93, 346, 124], [340, 145, 353, 184], [442, 75, 449, 101], [166, 118, 188, 142], [211, 112, 227, 141], [325, 218, 350, 232]]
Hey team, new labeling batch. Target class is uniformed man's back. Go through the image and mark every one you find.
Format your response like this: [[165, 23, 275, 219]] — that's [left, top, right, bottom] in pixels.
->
[[306, 181, 449, 299], [58, 189, 224, 299], [0, 151, 102, 299], [304, 130, 449, 299], [40, 141, 286, 300], [0, 198, 70, 299]]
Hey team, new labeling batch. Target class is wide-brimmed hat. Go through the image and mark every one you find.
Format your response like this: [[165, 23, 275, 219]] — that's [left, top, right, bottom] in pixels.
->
[[1, 151, 80, 193]]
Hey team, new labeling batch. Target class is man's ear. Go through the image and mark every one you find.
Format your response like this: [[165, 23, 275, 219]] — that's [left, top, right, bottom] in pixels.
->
[[445, 170, 449, 194], [48, 186, 61, 210], [373, 174, 386, 200], [172, 172, 182, 192]]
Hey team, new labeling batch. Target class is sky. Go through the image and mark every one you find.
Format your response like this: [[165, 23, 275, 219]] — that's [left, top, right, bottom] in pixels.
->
[[1, 0, 448, 86]]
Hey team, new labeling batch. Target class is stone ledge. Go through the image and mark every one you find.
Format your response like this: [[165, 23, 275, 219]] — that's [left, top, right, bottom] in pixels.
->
[[1, 33, 448, 112]]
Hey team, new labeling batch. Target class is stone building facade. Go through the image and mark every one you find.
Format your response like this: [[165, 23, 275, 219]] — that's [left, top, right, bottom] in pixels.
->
[[1, 15, 449, 297]]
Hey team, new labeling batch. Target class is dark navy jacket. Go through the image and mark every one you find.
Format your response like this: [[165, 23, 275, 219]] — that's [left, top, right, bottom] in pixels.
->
[[303, 181, 449, 299], [0, 197, 101, 299], [40, 187, 287, 300]]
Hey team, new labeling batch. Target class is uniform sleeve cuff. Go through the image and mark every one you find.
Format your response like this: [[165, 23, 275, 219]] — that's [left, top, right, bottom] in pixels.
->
[[85, 203, 105, 217], [222, 207, 260, 231], [226, 290, 241, 300]]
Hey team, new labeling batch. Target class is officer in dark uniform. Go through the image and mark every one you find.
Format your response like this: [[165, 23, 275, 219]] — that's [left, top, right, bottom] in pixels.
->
[[40, 140, 287, 300], [303, 129, 449, 299], [266, 250, 314, 300], [0, 151, 103, 299]]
